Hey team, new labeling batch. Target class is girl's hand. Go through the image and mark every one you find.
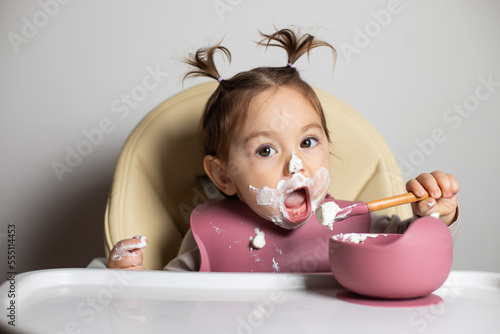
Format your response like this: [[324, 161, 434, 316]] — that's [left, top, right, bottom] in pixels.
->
[[108, 236, 148, 270], [406, 171, 459, 226]]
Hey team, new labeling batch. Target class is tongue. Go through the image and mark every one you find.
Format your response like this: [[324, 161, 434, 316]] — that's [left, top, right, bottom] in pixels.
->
[[284, 189, 306, 208]]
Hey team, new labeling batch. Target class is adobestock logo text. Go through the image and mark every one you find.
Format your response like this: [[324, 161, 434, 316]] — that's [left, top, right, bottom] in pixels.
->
[[7, 0, 71, 54], [51, 64, 169, 182]]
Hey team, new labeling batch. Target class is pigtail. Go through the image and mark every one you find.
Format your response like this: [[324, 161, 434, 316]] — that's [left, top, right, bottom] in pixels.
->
[[184, 43, 231, 82], [258, 28, 336, 67]]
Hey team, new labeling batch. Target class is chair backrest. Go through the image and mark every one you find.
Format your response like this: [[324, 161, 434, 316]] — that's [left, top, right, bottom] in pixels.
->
[[104, 82, 411, 270]]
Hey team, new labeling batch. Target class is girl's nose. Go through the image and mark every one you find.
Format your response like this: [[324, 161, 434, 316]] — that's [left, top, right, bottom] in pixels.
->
[[287, 151, 304, 175]]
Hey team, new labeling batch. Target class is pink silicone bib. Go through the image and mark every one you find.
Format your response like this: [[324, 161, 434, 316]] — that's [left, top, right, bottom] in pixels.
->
[[191, 195, 370, 272]]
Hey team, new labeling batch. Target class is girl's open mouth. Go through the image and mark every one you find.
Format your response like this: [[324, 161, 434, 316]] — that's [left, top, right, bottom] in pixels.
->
[[284, 188, 311, 223]]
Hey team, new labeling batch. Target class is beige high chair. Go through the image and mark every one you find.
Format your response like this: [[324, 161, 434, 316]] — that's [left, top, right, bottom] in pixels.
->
[[104, 82, 411, 270]]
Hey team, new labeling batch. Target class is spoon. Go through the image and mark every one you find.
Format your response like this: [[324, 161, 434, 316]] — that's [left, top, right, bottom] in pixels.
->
[[317, 192, 430, 227]]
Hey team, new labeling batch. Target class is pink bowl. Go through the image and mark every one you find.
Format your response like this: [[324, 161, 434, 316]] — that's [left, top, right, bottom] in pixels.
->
[[329, 216, 453, 299]]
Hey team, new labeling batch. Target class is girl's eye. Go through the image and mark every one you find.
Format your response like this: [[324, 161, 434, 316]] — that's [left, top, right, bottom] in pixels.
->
[[256, 145, 277, 157], [300, 137, 319, 148]]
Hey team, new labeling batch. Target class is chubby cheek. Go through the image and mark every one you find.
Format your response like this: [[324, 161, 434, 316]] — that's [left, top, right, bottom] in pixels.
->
[[239, 175, 274, 206], [230, 168, 262, 202], [303, 153, 330, 180], [236, 175, 280, 217], [315, 145, 331, 170], [237, 184, 258, 207], [237, 159, 280, 188]]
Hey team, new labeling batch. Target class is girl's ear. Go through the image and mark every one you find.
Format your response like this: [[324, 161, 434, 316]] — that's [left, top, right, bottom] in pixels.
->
[[203, 155, 237, 196]]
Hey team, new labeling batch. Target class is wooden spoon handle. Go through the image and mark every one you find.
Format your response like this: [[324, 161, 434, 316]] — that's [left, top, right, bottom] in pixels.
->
[[366, 192, 429, 212]]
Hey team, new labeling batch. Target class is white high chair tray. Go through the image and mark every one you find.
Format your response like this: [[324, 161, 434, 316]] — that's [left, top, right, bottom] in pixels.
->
[[1, 269, 499, 334]]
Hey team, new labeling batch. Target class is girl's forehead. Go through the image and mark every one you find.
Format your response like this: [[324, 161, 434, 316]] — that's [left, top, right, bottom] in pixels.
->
[[227, 87, 326, 152], [233, 94, 324, 149], [246, 87, 319, 124]]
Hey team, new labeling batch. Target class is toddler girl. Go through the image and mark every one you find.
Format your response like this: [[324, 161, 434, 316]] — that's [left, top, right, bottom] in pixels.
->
[[108, 28, 459, 271]]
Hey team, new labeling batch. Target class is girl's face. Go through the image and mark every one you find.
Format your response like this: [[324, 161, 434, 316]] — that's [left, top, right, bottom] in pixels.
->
[[225, 87, 331, 229]]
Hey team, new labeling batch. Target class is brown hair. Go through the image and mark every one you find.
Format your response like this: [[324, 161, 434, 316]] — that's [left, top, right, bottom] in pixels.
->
[[184, 28, 336, 164]]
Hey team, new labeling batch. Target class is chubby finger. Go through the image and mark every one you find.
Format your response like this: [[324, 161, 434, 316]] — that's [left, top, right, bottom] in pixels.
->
[[405, 178, 428, 198], [108, 249, 144, 269], [109, 236, 148, 268], [415, 173, 442, 198], [113, 236, 148, 254], [411, 197, 438, 216], [431, 171, 459, 199], [123, 264, 145, 270]]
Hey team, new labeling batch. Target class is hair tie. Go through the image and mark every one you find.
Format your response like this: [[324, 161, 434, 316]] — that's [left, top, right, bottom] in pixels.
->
[[217, 77, 223, 83], [287, 62, 294, 68]]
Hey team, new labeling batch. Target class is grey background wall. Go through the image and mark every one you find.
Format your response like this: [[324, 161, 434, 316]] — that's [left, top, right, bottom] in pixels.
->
[[1, 0, 499, 277]]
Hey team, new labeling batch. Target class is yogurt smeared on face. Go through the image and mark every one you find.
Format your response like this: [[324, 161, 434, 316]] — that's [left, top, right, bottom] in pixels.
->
[[288, 151, 303, 175], [249, 167, 330, 230]]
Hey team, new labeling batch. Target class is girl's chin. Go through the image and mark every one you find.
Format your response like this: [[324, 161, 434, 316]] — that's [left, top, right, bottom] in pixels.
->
[[251, 206, 314, 230], [247, 188, 316, 229], [274, 214, 313, 230]]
